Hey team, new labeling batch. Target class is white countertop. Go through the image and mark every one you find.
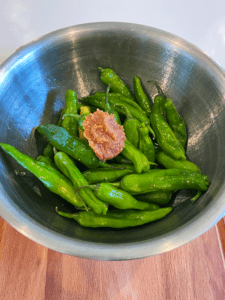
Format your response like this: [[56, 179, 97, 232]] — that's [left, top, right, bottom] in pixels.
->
[[0, 0, 225, 70]]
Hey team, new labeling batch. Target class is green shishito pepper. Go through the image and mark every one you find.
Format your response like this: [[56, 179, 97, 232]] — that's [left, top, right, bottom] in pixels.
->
[[54, 151, 108, 215], [115, 103, 140, 148], [150, 112, 186, 160], [164, 98, 187, 148], [121, 139, 151, 174], [80, 93, 149, 124], [135, 191, 172, 205], [61, 89, 79, 136], [0, 143, 84, 208], [149, 81, 166, 116], [156, 151, 201, 173], [80, 182, 159, 210], [37, 124, 118, 169], [82, 164, 136, 184], [56, 207, 173, 228], [133, 75, 152, 115], [98, 67, 135, 101], [138, 123, 155, 163], [111, 169, 209, 195]]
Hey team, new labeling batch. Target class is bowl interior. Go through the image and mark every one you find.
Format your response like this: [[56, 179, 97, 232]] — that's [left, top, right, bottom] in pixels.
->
[[0, 23, 225, 259]]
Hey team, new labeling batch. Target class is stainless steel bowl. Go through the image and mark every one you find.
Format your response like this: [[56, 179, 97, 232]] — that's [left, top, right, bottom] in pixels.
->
[[0, 22, 225, 260]]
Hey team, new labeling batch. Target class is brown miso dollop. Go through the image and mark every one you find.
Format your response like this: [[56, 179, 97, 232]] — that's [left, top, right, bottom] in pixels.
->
[[83, 109, 126, 161]]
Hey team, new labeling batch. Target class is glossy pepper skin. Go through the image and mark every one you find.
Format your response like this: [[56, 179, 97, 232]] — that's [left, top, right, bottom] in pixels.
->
[[133, 75, 152, 116], [82, 164, 136, 184], [61, 90, 79, 136], [36, 155, 57, 169], [57, 207, 173, 228], [121, 139, 151, 174], [138, 123, 155, 163], [86, 182, 159, 210], [43, 108, 65, 159], [0, 143, 84, 208], [104, 86, 121, 124], [54, 151, 108, 215], [164, 98, 187, 148], [80, 93, 149, 124], [150, 112, 186, 160], [135, 190, 172, 205], [98, 67, 135, 101], [111, 169, 209, 195], [115, 103, 140, 148], [37, 124, 116, 169], [156, 151, 201, 173]]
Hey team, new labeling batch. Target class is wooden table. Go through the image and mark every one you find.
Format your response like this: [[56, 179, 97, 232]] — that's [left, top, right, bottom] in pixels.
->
[[0, 217, 224, 300]]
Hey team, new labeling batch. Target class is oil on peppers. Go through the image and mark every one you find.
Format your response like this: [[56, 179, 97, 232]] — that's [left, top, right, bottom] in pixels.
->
[[133, 75, 152, 115], [164, 97, 187, 148], [61, 89, 79, 136], [54, 151, 108, 215], [0, 143, 84, 208], [98, 67, 135, 101], [56, 207, 173, 228], [80, 182, 160, 211]]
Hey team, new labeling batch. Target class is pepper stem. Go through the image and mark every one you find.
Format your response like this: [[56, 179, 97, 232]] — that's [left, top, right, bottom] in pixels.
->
[[148, 81, 165, 96], [55, 207, 79, 220], [191, 190, 202, 202]]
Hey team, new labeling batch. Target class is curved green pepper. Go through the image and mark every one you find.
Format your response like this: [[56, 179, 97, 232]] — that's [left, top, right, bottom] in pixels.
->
[[0, 143, 84, 208], [121, 139, 151, 174], [98, 67, 135, 101], [61, 90, 78, 136], [150, 112, 186, 160], [133, 75, 152, 115], [164, 98, 187, 147], [82, 164, 136, 184], [111, 169, 209, 195], [149, 81, 166, 116], [54, 151, 108, 215], [156, 151, 201, 173], [83, 182, 160, 210], [57, 207, 173, 228]]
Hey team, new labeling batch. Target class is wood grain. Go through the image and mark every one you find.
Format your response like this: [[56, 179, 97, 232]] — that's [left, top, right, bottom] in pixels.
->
[[0, 217, 224, 300]]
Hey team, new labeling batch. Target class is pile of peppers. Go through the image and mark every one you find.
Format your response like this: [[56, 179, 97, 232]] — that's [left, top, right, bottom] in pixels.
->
[[0, 68, 209, 228]]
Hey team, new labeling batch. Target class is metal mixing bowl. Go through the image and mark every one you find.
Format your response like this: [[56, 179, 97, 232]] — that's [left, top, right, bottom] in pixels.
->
[[0, 22, 224, 260]]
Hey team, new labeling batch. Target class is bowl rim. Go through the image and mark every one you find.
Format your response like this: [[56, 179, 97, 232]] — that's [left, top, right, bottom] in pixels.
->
[[0, 22, 225, 260]]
